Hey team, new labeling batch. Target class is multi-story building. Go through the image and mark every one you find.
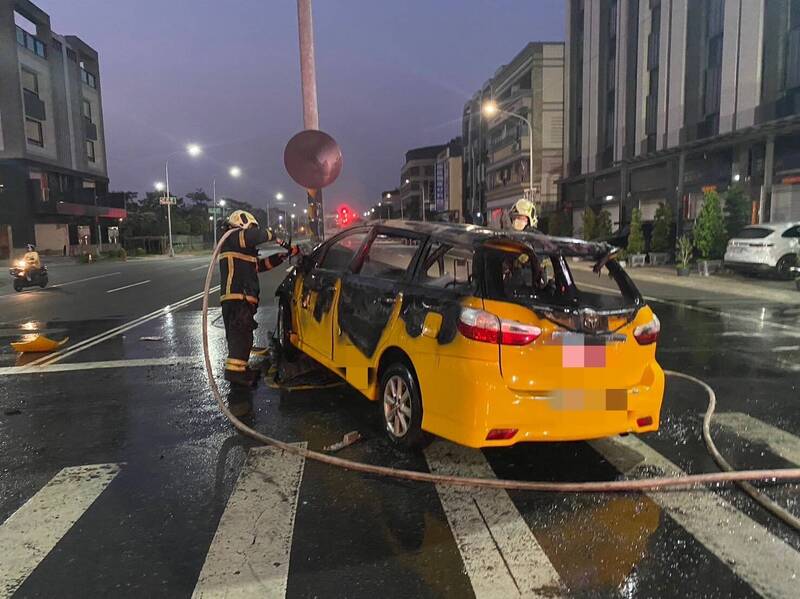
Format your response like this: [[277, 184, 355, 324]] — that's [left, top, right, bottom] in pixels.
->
[[399, 144, 445, 220], [0, 0, 121, 258], [560, 0, 800, 239], [462, 42, 565, 228], [433, 138, 463, 221]]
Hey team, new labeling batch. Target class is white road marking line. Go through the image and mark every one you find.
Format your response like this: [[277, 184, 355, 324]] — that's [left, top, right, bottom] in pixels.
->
[[0, 463, 120, 598], [0, 356, 198, 377], [424, 442, 563, 598], [0, 271, 122, 298], [106, 279, 151, 294], [22, 285, 220, 368], [51, 271, 122, 288], [578, 280, 800, 334], [714, 412, 800, 466], [192, 444, 306, 599], [772, 345, 800, 352], [191, 264, 210, 271], [589, 435, 800, 598]]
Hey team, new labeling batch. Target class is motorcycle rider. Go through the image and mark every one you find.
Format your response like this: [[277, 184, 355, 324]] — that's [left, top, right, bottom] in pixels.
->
[[22, 244, 42, 279], [219, 210, 299, 394], [508, 198, 537, 232]]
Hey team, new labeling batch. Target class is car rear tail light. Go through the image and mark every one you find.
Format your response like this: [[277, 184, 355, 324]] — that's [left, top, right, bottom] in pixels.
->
[[458, 308, 541, 346], [486, 428, 518, 440], [633, 314, 660, 345], [637, 416, 653, 427]]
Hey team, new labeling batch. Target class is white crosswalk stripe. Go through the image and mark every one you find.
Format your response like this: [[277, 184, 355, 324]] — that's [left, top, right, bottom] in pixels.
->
[[192, 444, 307, 599], [425, 441, 564, 598], [0, 463, 120, 599], [590, 435, 800, 599], [714, 412, 800, 466]]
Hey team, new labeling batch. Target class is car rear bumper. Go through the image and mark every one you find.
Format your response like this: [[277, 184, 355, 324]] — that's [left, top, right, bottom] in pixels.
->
[[723, 260, 775, 272], [419, 358, 665, 448]]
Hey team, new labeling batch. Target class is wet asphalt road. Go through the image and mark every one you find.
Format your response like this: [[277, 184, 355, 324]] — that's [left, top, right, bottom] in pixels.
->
[[0, 256, 798, 598]]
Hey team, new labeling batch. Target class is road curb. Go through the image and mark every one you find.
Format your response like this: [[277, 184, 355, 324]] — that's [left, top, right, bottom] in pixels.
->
[[571, 261, 799, 304]]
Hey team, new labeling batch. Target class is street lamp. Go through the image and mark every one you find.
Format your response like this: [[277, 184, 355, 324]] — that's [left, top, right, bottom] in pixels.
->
[[268, 192, 284, 229], [212, 166, 241, 246], [482, 100, 535, 223], [163, 144, 203, 257]]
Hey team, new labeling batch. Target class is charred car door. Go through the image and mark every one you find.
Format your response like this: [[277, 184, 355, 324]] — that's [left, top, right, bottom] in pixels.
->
[[296, 228, 369, 361], [336, 229, 425, 360]]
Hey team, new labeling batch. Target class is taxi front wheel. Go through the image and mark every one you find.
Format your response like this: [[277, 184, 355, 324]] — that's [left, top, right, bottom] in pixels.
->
[[380, 363, 428, 449]]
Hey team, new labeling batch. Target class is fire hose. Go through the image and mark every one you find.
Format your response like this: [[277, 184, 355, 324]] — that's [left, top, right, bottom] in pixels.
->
[[202, 229, 800, 531]]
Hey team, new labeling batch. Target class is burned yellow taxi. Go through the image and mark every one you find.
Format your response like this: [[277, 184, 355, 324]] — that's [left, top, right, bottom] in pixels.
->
[[275, 221, 664, 448]]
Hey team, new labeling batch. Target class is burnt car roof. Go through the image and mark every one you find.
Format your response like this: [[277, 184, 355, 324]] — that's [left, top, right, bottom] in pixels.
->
[[370, 220, 617, 260]]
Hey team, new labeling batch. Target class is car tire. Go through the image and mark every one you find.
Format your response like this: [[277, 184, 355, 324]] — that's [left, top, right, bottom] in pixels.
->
[[379, 362, 428, 449], [13, 280, 23, 292], [275, 299, 298, 362], [776, 254, 798, 280], [39, 276, 48, 288]]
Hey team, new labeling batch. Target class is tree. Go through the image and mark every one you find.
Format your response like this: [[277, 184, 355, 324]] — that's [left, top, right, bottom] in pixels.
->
[[581, 209, 596, 241], [627, 208, 645, 255], [693, 190, 727, 260], [650, 202, 674, 253], [547, 211, 572, 237], [723, 184, 750, 240], [594, 209, 613, 240]]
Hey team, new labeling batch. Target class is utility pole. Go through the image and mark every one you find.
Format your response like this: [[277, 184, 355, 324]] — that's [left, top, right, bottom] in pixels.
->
[[297, 0, 324, 239]]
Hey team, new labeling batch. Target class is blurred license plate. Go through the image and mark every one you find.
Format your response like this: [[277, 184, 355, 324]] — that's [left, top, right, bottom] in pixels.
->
[[546, 389, 628, 411]]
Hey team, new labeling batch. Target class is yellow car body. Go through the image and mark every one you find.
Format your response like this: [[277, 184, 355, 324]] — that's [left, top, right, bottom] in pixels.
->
[[278, 222, 664, 448]]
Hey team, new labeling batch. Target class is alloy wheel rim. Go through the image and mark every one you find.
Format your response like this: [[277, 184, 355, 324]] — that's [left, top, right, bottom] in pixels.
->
[[383, 375, 412, 438]]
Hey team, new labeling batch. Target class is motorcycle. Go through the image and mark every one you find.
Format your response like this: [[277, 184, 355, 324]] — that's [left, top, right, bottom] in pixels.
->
[[9, 260, 48, 292]]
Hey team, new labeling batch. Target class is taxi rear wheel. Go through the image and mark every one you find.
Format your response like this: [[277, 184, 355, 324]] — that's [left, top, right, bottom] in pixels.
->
[[380, 363, 427, 449]]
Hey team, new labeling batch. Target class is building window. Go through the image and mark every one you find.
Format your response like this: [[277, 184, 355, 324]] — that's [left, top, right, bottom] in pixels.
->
[[66, 48, 77, 62], [21, 68, 39, 95], [82, 99, 92, 122], [86, 141, 96, 162], [15, 26, 46, 58], [80, 64, 97, 89], [26, 118, 43, 146]]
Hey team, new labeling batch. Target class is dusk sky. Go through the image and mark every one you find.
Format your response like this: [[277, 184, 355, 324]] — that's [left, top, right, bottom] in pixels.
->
[[37, 1, 564, 214]]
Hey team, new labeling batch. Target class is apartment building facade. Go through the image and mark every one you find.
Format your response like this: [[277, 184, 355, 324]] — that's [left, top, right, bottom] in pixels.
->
[[462, 42, 565, 228], [0, 0, 121, 258], [398, 144, 445, 221], [561, 0, 800, 239]]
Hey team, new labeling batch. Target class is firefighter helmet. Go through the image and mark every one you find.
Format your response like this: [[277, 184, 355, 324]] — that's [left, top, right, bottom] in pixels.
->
[[228, 210, 258, 229], [509, 198, 535, 231]]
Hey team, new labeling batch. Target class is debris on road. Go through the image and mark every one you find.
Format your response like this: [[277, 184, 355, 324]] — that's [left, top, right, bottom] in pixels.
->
[[323, 431, 363, 453]]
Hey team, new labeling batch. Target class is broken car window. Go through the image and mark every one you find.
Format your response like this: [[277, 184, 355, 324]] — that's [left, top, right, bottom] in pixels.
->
[[319, 231, 368, 271], [419, 243, 474, 292], [358, 234, 420, 280]]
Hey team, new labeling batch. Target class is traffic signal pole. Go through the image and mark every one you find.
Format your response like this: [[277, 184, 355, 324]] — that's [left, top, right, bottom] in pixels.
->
[[297, 0, 324, 239]]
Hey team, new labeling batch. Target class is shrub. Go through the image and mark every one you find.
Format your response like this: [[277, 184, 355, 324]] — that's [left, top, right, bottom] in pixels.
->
[[135, 247, 146, 257], [594, 209, 613, 240], [693, 190, 727, 260], [650, 202, 674, 253], [547, 211, 572, 237], [627, 208, 645, 255], [723, 184, 751, 240], [581, 209, 596, 241], [677, 234, 693, 268]]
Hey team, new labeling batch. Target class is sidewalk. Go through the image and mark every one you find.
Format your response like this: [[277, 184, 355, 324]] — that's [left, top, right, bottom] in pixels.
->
[[571, 260, 799, 304]]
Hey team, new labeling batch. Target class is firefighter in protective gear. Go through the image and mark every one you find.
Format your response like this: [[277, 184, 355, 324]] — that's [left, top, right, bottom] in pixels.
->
[[509, 198, 537, 231], [219, 210, 300, 389]]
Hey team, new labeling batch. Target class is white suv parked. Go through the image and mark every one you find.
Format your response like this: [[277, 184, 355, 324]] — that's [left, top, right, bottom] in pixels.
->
[[724, 222, 800, 279]]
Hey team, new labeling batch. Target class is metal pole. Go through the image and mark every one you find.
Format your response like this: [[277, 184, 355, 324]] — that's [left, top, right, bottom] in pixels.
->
[[267, 196, 272, 229], [165, 159, 174, 257], [212, 178, 217, 247], [297, 0, 323, 239], [421, 180, 426, 222]]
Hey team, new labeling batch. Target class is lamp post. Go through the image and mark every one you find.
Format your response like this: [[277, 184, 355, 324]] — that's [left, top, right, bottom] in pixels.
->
[[212, 166, 241, 247], [482, 100, 535, 219], [162, 143, 202, 257], [269, 192, 283, 229]]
